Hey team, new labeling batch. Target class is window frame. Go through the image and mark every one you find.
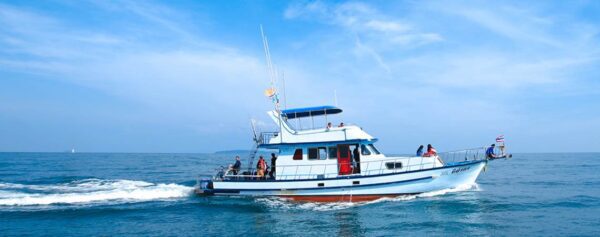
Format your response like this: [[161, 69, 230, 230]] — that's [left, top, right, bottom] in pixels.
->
[[308, 148, 319, 160], [360, 144, 372, 156], [318, 147, 327, 160], [328, 146, 338, 159], [368, 144, 381, 155], [293, 148, 303, 160], [385, 162, 403, 169]]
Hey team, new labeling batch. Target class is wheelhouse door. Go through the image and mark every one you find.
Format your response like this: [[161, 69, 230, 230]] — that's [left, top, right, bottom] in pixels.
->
[[337, 144, 352, 175]]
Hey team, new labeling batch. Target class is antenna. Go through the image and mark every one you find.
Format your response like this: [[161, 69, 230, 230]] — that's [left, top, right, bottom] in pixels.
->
[[260, 25, 277, 96], [250, 119, 259, 143], [260, 25, 283, 135], [334, 89, 338, 106], [281, 70, 287, 109]]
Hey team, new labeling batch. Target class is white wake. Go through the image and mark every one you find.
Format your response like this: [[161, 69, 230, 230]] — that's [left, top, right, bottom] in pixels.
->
[[255, 183, 481, 211], [0, 179, 193, 206]]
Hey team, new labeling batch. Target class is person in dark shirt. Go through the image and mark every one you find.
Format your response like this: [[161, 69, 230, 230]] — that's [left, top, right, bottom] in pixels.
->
[[269, 153, 277, 179], [416, 145, 424, 156], [486, 144, 496, 159], [353, 146, 361, 174], [232, 156, 241, 175]]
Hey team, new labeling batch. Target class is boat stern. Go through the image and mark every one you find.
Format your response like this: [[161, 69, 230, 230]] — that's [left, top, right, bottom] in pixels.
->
[[194, 177, 215, 196]]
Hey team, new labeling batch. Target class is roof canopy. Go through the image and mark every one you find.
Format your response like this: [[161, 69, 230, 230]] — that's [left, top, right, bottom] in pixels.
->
[[282, 106, 342, 119]]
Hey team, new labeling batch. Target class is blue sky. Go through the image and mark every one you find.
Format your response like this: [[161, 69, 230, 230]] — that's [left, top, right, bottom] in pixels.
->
[[1, 0, 599, 153]]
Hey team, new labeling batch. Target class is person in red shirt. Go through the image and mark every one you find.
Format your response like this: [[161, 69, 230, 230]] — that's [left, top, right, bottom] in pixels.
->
[[423, 144, 437, 157]]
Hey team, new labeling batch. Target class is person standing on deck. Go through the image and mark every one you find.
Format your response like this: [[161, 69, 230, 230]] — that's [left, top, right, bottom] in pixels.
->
[[232, 156, 241, 175], [269, 153, 277, 179], [353, 146, 361, 174], [257, 156, 267, 179]]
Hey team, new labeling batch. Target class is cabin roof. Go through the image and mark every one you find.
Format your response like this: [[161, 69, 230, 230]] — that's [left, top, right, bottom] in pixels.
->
[[282, 105, 342, 119], [258, 138, 378, 149]]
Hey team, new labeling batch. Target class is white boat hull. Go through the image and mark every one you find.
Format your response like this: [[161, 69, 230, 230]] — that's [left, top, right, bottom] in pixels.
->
[[198, 160, 487, 202]]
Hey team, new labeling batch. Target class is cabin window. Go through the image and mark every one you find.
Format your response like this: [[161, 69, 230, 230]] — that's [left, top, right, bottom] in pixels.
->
[[328, 146, 338, 159], [368, 144, 381, 155], [308, 148, 319, 160], [385, 162, 403, 169], [293, 149, 303, 160], [318, 147, 327, 160], [360, 144, 371, 156]]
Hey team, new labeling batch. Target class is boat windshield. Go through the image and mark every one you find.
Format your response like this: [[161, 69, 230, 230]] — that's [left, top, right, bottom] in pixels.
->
[[368, 144, 381, 155]]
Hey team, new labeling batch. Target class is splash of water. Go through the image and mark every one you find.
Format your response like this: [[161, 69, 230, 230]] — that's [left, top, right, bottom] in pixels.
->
[[0, 179, 193, 206], [255, 183, 481, 211]]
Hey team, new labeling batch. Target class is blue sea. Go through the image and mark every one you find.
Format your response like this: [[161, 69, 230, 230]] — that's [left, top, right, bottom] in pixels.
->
[[1, 152, 599, 236]]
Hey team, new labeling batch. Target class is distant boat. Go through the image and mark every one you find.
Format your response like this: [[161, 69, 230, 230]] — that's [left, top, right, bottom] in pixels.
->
[[71, 148, 75, 153]]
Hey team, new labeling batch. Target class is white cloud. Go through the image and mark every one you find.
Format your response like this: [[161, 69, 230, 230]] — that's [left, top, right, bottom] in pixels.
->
[[0, 2, 272, 123], [440, 6, 561, 47], [284, 1, 441, 45], [364, 20, 410, 32], [283, 1, 444, 75], [1, 1, 599, 152], [389, 33, 443, 46]]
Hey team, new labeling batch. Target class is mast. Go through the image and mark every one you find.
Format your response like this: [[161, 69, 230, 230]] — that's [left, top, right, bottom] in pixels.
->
[[260, 25, 278, 109], [260, 25, 283, 140], [281, 70, 287, 110]]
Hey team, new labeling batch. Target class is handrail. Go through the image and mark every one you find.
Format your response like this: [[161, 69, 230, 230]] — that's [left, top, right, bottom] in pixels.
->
[[258, 132, 278, 145], [214, 147, 492, 181]]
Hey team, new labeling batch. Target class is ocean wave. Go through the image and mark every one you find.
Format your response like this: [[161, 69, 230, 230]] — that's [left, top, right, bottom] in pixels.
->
[[255, 183, 480, 211], [0, 179, 193, 206]]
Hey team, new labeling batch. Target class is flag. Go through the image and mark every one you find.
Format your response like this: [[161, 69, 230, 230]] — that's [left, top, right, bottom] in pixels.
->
[[496, 135, 504, 143], [264, 88, 276, 97], [264, 87, 280, 110]]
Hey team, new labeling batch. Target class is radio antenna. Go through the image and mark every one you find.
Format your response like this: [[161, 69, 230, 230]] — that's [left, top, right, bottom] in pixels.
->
[[334, 89, 338, 106], [281, 70, 287, 109], [260, 25, 277, 97]]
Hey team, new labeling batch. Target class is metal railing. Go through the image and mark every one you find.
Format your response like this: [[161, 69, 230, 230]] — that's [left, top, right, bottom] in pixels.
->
[[258, 127, 353, 145], [437, 146, 508, 164], [437, 147, 486, 164], [258, 132, 278, 145], [214, 147, 493, 181]]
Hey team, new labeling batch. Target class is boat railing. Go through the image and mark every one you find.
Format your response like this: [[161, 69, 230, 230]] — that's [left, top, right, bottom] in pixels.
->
[[217, 147, 491, 181], [437, 147, 487, 164], [258, 132, 278, 145], [258, 126, 357, 145], [288, 122, 359, 132]]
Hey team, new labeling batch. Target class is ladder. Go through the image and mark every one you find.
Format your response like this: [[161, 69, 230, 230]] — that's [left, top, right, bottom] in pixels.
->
[[247, 119, 261, 172], [247, 143, 259, 172]]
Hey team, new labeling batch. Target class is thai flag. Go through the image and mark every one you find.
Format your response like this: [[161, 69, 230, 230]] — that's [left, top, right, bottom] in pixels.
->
[[496, 135, 504, 142]]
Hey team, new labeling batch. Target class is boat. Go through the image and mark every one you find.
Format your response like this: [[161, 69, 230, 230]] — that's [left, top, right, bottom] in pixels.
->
[[194, 28, 511, 202], [194, 105, 511, 202]]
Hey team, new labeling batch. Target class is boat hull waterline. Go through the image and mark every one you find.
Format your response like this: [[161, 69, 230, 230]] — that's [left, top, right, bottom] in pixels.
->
[[196, 160, 486, 202]]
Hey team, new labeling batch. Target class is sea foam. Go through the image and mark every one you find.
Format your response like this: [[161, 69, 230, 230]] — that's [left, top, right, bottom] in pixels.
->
[[0, 179, 193, 206], [255, 183, 480, 211]]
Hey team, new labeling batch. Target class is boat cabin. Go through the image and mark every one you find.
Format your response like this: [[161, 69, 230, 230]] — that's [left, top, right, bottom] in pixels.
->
[[223, 105, 442, 181]]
